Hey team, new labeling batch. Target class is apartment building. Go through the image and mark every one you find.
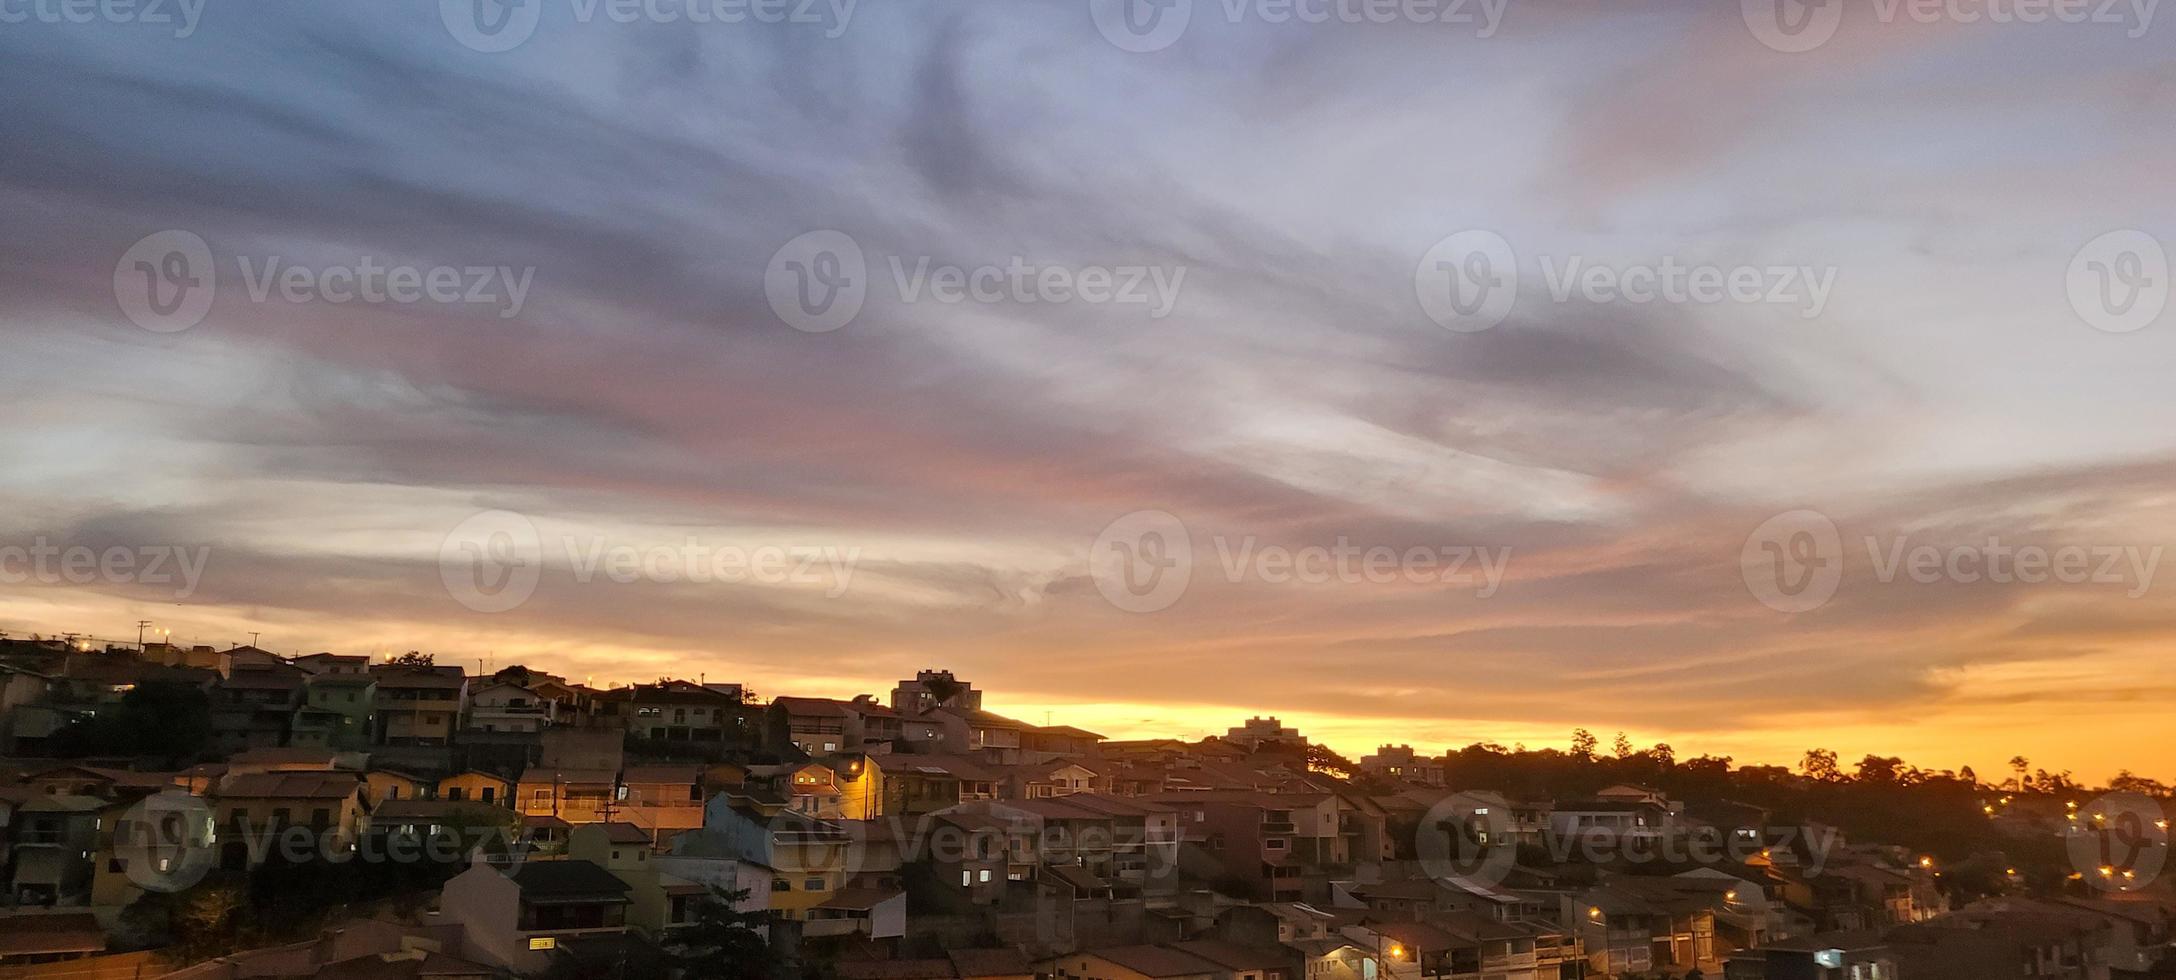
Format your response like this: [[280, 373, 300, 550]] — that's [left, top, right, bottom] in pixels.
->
[[370, 665, 467, 747]]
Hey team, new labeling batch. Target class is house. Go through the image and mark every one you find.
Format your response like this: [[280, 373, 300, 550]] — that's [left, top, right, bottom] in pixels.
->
[[290, 652, 372, 676], [1150, 791, 1334, 902], [1005, 760, 1105, 800], [438, 770, 514, 806], [210, 771, 366, 871], [1024, 724, 1107, 757], [932, 707, 1031, 764], [7, 795, 105, 905], [516, 766, 618, 824], [768, 697, 864, 757], [1728, 929, 1893, 980], [466, 681, 554, 734], [1224, 718, 1306, 751], [625, 680, 744, 745], [1357, 746, 1445, 787], [565, 822, 720, 936], [884, 755, 1001, 815], [890, 669, 983, 714], [363, 768, 436, 807], [618, 763, 710, 832], [208, 663, 307, 752], [993, 795, 1184, 897], [292, 671, 374, 750], [440, 859, 632, 972], [696, 799, 860, 927], [1566, 875, 1726, 978], [370, 665, 467, 747]]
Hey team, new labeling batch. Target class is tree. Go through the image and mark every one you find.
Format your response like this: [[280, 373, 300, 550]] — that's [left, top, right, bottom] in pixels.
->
[[1801, 748, 1841, 783], [388, 651, 434, 667], [1304, 743, 1359, 779], [1855, 755, 1905, 785], [1612, 732, 1635, 759], [675, 886, 781, 980], [1650, 743, 1677, 769], [49, 681, 213, 763], [1570, 729, 1598, 760], [2009, 756, 2030, 791]]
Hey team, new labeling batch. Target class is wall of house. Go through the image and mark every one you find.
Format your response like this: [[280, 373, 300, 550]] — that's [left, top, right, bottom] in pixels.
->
[[439, 865, 541, 974]]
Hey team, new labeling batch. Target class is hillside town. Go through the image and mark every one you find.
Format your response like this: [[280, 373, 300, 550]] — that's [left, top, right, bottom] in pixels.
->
[[0, 633, 2170, 980]]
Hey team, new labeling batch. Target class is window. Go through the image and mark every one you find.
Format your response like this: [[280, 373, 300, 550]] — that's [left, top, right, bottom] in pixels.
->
[[482, 787, 496, 803], [773, 879, 792, 891], [804, 877, 824, 890], [962, 871, 973, 887], [979, 869, 992, 883], [447, 788, 464, 801]]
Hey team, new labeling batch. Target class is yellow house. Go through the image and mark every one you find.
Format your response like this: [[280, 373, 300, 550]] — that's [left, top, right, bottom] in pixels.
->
[[439, 770, 514, 807], [831, 754, 884, 821]]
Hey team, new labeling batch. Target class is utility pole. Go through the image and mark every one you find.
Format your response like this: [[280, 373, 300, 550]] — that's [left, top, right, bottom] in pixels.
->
[[136, 620, 152, 651], [248, 631, 261, 648]]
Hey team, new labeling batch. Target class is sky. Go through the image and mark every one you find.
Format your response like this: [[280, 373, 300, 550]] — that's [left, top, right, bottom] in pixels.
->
[[2, 0, 2173, 781]]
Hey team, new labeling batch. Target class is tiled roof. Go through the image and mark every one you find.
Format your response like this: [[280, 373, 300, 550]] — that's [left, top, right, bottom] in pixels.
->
[[1077, 945, 1221, 978], [216, 771, 362, 800], [0, 912, 106, 956], [511, 860, 633, 900]]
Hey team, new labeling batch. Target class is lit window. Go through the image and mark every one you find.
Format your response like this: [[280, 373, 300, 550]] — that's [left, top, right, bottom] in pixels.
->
[[529, 938, 557, 951]]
